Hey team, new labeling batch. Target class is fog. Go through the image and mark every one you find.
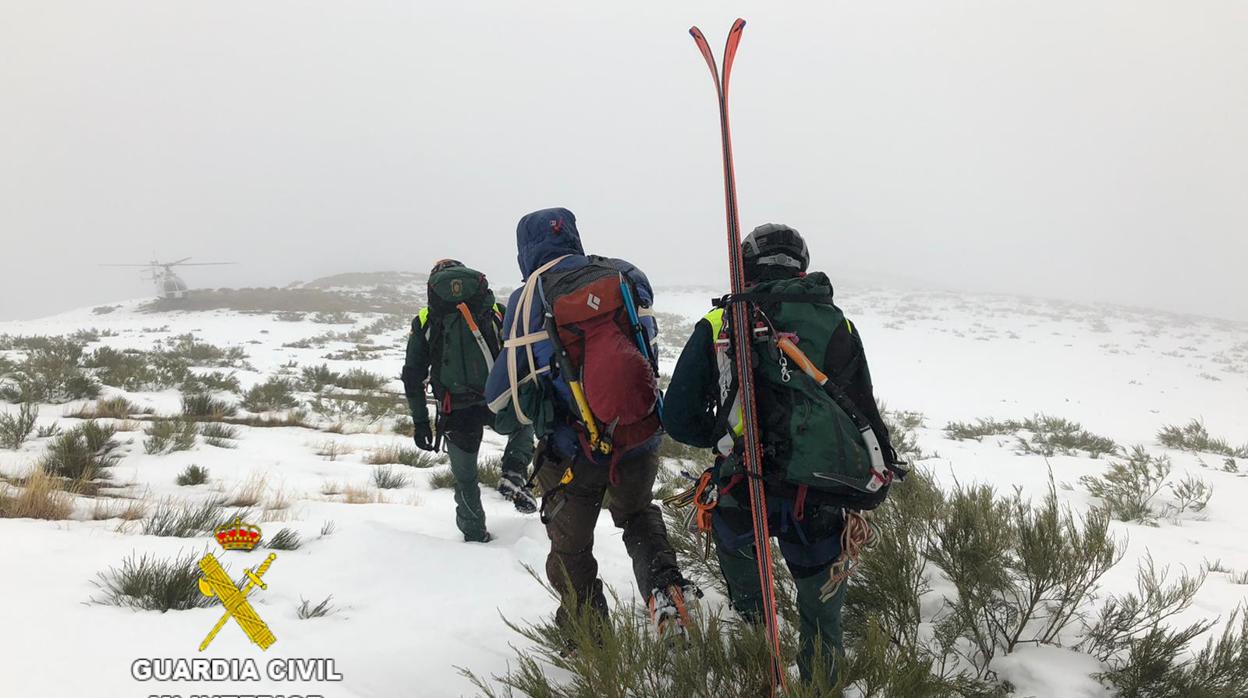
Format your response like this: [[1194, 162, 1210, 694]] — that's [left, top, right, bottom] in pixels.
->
[[2, 1, 1246, 321]]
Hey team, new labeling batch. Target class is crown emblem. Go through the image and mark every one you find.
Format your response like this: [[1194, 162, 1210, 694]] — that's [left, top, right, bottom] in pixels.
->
[[214, 517, 262, 552]]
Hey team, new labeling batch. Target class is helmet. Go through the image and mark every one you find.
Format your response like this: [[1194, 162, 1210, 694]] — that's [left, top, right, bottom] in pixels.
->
[[431, 259, 465, 274], [742, 224, 808, 279]]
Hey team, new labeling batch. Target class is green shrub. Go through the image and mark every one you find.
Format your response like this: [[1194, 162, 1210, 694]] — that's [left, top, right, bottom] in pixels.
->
[[1079, 556, 1248, 695], [40, 421, 122, 480], [297, 595, 335, 619], [944, 414, 1117, 458], [1157, 419, 1248, 458], [264, 527, 302, 551], [1017, 414, 1119, 458], [144, 419, 198, 455], [944, 417, 1022, 442], [92, 552, 214, 611], [311, 311, 353, 325], [1080, 446, 1212, 524], [242, 377, 299, 412], [175, 464, 210, 486], [180, 370, 241, 394], [884, 407, 927, 461], [0, 338, 99, 403], [142, 498, 237, 538], [181, 393, 238, 419], [0, 403, 38, 449], [35, 423, 61, 438], [335, 368, 388, 391], [308, 392, 402, 424], [298, 363, 340, 392], [159, 333, 249, 367], [371, 466, 409, 490], [200, 422, 240, 449]]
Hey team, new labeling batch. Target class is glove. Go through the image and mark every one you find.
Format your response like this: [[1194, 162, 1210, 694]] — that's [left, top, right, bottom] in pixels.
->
[[413, 421, 434, 451]]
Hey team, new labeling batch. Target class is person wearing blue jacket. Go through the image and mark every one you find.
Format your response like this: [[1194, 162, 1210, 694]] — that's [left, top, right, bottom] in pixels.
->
[[486, 207, 697, 635]]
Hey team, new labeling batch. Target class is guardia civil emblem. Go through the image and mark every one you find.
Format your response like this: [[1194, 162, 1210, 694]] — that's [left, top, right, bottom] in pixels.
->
[[196, 517, 277, 651]]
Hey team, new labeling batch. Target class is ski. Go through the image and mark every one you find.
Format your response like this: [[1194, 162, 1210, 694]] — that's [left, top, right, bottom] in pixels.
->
[[689, 18, 787, 695]]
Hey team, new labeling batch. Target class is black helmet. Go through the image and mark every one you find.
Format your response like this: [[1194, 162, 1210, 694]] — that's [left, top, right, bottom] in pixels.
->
[[430, 259, 465, 274], [742, 223, 808, 280]]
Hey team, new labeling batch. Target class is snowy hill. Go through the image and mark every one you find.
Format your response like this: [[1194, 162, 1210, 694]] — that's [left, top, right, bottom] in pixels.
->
[[0, 280, 1245, 697]]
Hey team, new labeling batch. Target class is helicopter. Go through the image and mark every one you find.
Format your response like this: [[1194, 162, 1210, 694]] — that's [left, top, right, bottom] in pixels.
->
[[102, 258, 236, 300]]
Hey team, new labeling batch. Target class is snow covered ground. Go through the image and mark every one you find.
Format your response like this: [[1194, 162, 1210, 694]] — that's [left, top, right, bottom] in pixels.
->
[[1, 281, 1245, 698]]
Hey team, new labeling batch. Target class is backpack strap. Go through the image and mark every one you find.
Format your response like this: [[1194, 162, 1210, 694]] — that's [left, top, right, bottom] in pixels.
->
[[456, 302, 496, 372], [500, 255, 568, 425]]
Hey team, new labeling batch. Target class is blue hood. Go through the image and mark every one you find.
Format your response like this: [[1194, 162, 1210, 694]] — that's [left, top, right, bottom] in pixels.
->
[[516, 207, 585, 278]]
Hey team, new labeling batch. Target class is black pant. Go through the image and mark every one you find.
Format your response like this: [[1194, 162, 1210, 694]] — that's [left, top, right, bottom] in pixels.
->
[[536, 446, 681, 614]]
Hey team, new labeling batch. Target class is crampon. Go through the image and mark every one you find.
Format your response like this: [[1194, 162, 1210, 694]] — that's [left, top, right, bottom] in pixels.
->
[[648, 582, 703, 640]]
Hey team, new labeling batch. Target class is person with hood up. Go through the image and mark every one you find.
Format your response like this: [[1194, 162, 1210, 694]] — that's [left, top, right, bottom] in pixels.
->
[[485, 207, 699, 637]]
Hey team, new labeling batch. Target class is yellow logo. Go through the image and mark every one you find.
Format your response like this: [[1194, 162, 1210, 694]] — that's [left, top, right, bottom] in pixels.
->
[[214, 516, 262, 551], [196, 517, 277, 651]]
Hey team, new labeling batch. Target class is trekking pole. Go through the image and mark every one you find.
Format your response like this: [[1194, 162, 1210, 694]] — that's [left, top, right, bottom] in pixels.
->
[[618, 277, 665, 417]]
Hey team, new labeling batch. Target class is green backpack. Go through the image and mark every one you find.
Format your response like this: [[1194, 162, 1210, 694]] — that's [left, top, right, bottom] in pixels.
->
[[425, 265, 501, 406], [718, 273, 896, 510]]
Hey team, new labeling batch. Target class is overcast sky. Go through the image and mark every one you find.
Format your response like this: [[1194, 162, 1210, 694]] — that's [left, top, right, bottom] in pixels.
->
[[2, 1, 1245, 321]]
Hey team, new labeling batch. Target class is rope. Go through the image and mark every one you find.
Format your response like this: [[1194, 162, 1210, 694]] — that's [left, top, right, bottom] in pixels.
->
[[819, 509, 877, 602]]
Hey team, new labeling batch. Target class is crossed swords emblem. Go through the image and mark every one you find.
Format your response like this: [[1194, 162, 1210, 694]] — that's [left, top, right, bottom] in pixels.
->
[[196, 552, 278, 651]]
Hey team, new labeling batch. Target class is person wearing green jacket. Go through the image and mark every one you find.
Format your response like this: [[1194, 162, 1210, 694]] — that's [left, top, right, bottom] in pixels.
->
[[402, 260, 537, 543], [663, 225, 899, 686]]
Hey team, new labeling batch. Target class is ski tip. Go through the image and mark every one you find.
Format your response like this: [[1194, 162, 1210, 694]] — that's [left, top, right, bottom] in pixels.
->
[[732, 18, 747, 31], [688, 26, 702, 38]]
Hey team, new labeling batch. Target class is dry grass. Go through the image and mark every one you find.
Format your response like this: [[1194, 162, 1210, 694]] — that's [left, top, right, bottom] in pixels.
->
[[261, 486, 296, 522], [225, 472, 268, 507], [342, 485, 384, 504], [320, 480, 345, 496], [365, 443, 420, 465], [0, 469, 76, 520], [315, 440, 352, 461], [92, 495, 150, 523]]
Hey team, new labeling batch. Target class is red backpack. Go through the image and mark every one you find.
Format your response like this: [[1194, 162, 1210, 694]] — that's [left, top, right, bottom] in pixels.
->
[[540, 259, 660, 466]]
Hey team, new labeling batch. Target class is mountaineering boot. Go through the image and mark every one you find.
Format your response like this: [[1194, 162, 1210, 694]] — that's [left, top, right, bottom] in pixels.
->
[[498, 470, 538, 514], [648, 581, 703, 639]]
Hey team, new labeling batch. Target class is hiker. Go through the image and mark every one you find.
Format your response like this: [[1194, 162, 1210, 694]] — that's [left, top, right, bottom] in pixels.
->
[[484, 207, 699, 635], [664, 223, 902, 684], [403, 259, 537, 543]]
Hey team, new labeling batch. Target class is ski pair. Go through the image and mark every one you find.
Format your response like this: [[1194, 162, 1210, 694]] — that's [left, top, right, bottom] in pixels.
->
[[690, 18, 788, 695]]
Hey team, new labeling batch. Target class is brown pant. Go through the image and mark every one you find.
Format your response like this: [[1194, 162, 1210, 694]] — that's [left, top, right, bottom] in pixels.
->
[[536, 445, 680, 615]]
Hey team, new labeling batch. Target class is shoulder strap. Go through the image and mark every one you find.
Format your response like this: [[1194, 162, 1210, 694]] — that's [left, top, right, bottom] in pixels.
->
[[501, 255, 567, 424]]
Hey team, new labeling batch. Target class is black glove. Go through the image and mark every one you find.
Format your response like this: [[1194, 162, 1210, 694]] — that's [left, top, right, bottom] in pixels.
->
[[413, 421, 434, 451]]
